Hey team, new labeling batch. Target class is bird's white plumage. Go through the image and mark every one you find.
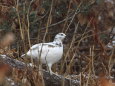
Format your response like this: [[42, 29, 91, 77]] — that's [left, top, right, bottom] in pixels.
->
[[27, 43, 63, 64], [22, 33, 66, 74]]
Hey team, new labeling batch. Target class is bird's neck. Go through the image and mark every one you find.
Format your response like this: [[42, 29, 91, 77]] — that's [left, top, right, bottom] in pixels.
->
[[53, 38, 63, 46]]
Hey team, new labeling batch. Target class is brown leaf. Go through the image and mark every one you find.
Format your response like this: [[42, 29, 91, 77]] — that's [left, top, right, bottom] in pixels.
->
[[99, 77, 115, 86], [0, 32, 15, 48], [0, 64, 10, 83], [77, 13, 88, 26]]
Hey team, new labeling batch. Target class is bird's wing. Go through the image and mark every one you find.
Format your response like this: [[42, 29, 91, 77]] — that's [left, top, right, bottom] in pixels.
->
[[30, 42, 56, 51], [42, 42, 57, 47], [30, 44, 41, 50]]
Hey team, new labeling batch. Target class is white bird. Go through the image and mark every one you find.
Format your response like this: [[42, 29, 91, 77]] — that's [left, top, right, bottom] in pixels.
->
[[21, 33, 66, 74]]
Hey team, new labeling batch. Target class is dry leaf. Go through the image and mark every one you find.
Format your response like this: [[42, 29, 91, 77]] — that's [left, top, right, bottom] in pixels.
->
[[77, 13, 88, 26], [99, 77, 115, 86], [0, 32, 15, 48], [0, 64, 10, 83]]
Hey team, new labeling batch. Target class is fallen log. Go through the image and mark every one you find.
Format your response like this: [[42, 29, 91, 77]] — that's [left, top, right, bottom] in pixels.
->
[[0, 55, 79, 86]]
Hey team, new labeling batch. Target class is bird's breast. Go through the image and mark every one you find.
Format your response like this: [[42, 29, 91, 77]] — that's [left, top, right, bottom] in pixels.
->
[[41, 47, 63, 64]]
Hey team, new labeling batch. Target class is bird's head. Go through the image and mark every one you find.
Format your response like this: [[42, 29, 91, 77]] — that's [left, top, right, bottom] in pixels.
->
[[54, 33, 66, 41]]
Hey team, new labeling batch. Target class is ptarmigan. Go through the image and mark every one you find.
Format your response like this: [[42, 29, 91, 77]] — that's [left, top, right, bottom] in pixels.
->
[[21, 33, 66, 74]]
